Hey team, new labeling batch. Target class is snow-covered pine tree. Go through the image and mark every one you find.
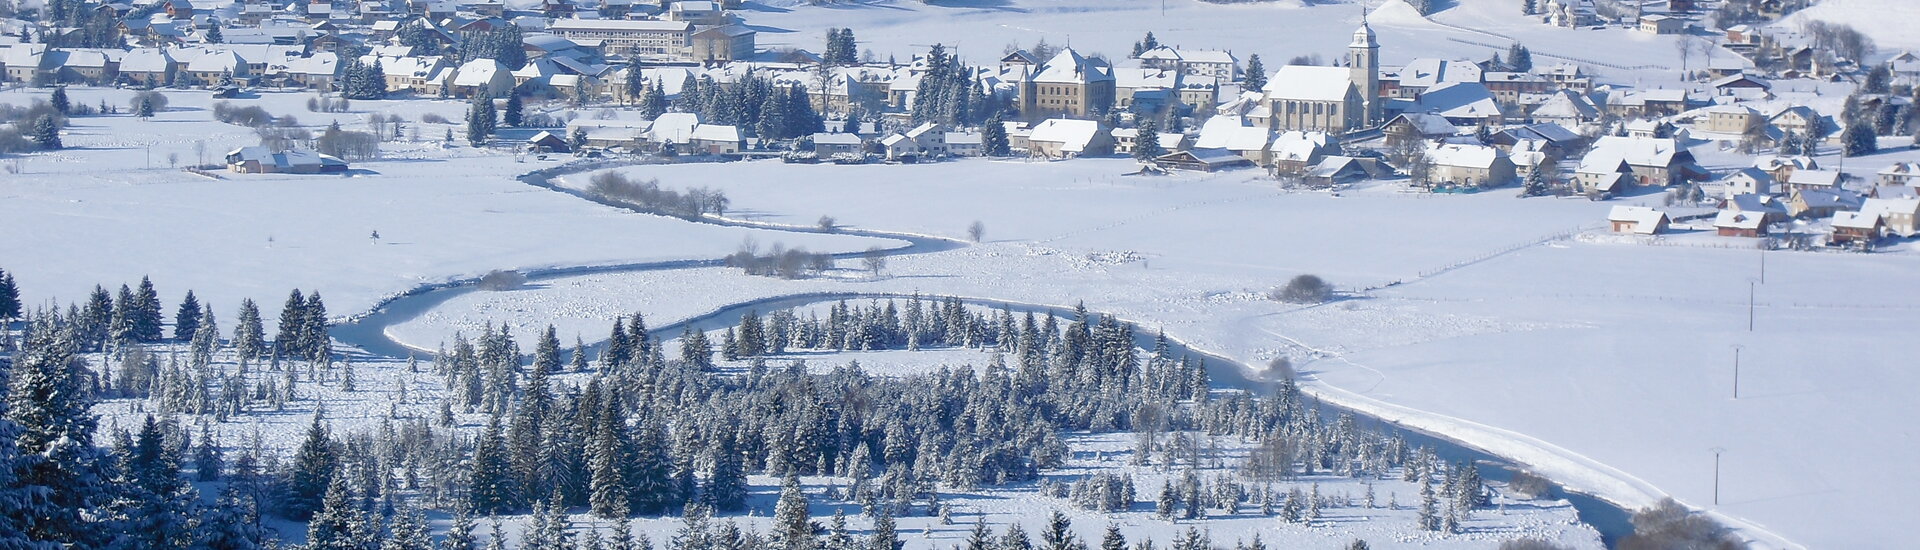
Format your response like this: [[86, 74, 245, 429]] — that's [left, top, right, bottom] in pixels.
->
[[174, 290, 202, 342], [504, 94, 523, 127], [305, 475, 373, 550], [382, 507, 434, 550], [867, 507, 900, 550], [1243, 54, 1266, 91], [771, 475, 814, 550], [470, 415, 521, 514]]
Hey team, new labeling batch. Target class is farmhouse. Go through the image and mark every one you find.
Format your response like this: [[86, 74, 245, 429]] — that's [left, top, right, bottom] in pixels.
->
[[1607, 206, 1670, 235], [225, 146, 349, 174]]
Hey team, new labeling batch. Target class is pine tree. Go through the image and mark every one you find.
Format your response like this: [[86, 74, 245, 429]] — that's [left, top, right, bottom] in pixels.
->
[[234, 298, 265, 360], [1039, 510, 1076, 550], [174, 290, 202, 341], [504, 94, 524, 127], [206, 24, 223, 44], [867, 508, 900, 550], [7, 322, 103, 545], [442, 508, 480, 550], [468, 94, 497, 147], [306, 475, 374, 550], [283, 415, 338, 519], [30, 114, 60, 150], [588, 406, 632, 518], [1243, 54, 1267, 91], [0, 268, 20, 319], [471, 415, 521, 514], [1416, 474, 1438, 531], [383, 507, 434, 550], [983, 112, 1010, 157], [680, 326, 712, 369], [275, 289, 306, 359], [704, 429, 746, 512], [1100, 524, 1125, 550], [771, 476, 815, 550], [1844, 121, 1878, 157], [129, 276, 162, 342], [303, 291, 331, 363], [826, 511, 855, 550], [639, 79, 668, 119], [1507, 43, 1533, 72], [1133, 118, 1163, 161], [50, 86, 69, 115]]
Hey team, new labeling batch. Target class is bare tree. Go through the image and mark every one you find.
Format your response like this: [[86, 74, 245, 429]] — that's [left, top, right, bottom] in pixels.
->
[[967, 220, 985, 242], [817, 215, 837, 232], [862, 246, 886, 277]]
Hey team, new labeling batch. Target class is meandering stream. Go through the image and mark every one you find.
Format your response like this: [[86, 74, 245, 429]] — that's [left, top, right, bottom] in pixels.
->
[[329, 161, 1635, 545]]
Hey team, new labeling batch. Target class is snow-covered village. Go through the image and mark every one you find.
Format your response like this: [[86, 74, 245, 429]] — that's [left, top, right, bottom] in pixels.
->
[[0, 0, 1917, 548]]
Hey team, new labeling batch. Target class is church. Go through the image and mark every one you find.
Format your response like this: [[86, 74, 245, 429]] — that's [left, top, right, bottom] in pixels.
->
[[1253, 19, 1381, 135]]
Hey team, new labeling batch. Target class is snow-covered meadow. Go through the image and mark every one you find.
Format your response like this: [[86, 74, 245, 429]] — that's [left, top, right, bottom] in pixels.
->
[[0, 87, 897, 322]]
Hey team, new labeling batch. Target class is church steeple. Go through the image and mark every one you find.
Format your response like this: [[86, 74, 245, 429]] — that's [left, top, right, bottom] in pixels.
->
[[1349, 11, 1381, 127]]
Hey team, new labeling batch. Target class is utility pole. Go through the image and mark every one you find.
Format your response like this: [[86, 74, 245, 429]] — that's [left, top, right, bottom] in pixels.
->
[[1711, 447, 1725, 505], [1731, 344, 1742, 399], [1748, 280, 1755, 332]]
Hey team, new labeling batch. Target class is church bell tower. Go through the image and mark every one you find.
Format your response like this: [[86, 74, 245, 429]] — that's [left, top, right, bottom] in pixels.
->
[[1349, 13, 1381, 127]]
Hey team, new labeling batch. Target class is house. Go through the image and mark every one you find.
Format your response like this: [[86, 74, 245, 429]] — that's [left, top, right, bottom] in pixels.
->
[[1492, 123, 1585, 155], [450, 58, 512, 97], [904, 122, 946, 157], [1877, 162, 1920, 187], [1607, 206, 1670, 235], [118, 48, 177, 86], [527, 131, 569, 153], [225, 146, 349, 174], [1639, 14, 1684, 34], [687, 124, 743, 155], [1697, 104, 1762, 135], [1026, 118, 1111, 159], [1136, 46, 1239, 81], [1383, 113, 1458, 141], [1754, 155, 1816, 182], [1267, 131, 1330, 174], [1578, 136, 1708, 187], [567, 119, 650, 149], [811, 132, 863, 156], [1710, 74, 1771, 96], [1154, 148, 1253, 172], [1409, 82, 1503, 126], [1721, 167, 1775, 198], [1304, 156, 1378, 186], [1783, 169, 1842, 192], [1530, 88, 1603, 124], [1829, 211, 1883, 245], [1714, 210, 1773, 237], [667, 0, 728, 25], [646, 112, 702, 147], [1787, 188, 1862, 219], [1768, 106, 1824, 137], [945, 131, 983, 156], [1858, 197, 1920, 237], [1426, 143, 1516, 187], [1111, 128, 1186, 156]]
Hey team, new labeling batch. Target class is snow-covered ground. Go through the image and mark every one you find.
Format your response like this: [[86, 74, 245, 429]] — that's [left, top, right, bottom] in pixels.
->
[[386, 155, 1918, 547], [743, 0, 1714, 86], [0, 87, 897, 323]]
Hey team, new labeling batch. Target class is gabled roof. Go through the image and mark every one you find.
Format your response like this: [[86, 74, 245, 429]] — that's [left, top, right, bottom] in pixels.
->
[[1032, 48, 1113, 84], [1586, 136, 1691, 168], [1267, 131, 1328, 161], [1262, 65, 1353, 102], [1726, 193, 1787, 214], [1411, 82, 1500, 119], [1785, 169, 1841, 187], [689, 124, 740, 142], [1395, 58, 1481, 88], [1832, 211, 1882, 230], [1426, 143, 1507, 169], [647, 112, 701, 143], [1027, 118, 1103, 152], [1607, 206, 1668, 234], [1389, 113, 1457, 136], [1715, 210, 1769, 230]]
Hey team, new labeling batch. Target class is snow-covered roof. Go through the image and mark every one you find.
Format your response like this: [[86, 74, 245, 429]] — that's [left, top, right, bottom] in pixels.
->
[[1607, 206, 1668, 234], [548, 18, 690, 32], [1032, 48, 1112, 84], [689, 124, 740, 142], [1794, 188, 1862, 210], [1221, 126, 1271, 152], [1027, 118, 1103, 152], [453, 58, 507, 86], [1832, 211, 1882, 230], [1267, 131, 1327, 161], [1862, 197, 1920, 218], [944, 132, 982, 146], [1715, 210, 1769, 230], [1262, 65, 1352, 102], [120, 48, 176, 73], [1390, 113, 1457, 136], [1412, 82, 1501, 120], [1786, 169, 1841, 187], [1727, 193, 1787, 214], [1531, 89, 1602, 120], [1426, 143, 1506, 169], [647, 112, 701, 144], [811, 132, 862, 146], [1395, 58, 1481, 89], [1586, 136, 1690, 168]]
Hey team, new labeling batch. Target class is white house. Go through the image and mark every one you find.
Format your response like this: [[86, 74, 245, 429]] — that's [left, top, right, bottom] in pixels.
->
[[1607, 206, 1670, 235], [1026, 118, 1111, 159], [1721, 167, 1775, 198]]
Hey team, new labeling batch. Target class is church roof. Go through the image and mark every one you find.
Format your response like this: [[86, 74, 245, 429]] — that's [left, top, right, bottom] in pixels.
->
[[1262, 65, 1354, 102]]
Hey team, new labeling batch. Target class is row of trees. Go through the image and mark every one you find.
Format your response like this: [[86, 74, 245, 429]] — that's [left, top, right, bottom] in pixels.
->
[[671, 72, 826, 141]]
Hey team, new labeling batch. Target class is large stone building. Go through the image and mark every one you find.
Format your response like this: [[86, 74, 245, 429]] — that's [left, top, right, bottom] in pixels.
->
[[548, 18, 692, 58], [1255, 19, 1379, 135], [1017, 48, 1115, 119]]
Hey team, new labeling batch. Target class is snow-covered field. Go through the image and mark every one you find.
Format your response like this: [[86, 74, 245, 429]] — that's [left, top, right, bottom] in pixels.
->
[[386, 154, 1918, 548], [743, 0, 1709, 85], [0, 87, 896, 322]]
